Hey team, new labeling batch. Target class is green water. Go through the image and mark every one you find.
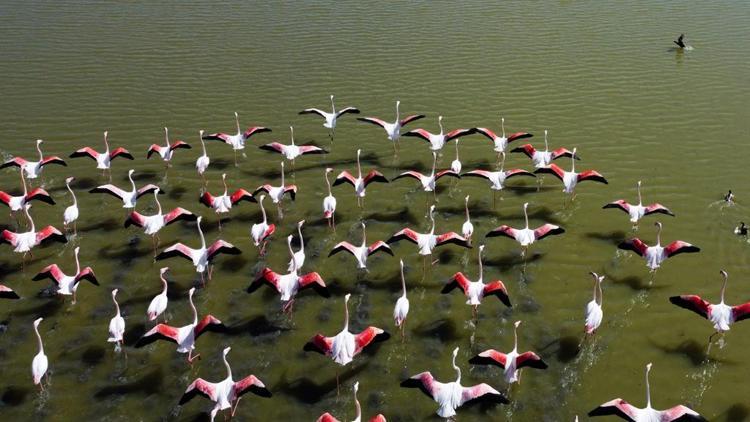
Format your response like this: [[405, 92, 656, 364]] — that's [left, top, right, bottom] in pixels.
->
[[1, 1, 749, 420]]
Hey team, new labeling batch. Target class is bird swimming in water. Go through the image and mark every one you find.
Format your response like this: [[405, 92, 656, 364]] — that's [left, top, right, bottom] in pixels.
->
[[724, 190, 734, 204], [735, 222, 748, 236], [674, 34, 686, 49]]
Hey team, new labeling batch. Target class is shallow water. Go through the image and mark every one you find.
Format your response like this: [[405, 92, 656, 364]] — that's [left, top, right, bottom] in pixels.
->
[[1, 1, 749, 421]]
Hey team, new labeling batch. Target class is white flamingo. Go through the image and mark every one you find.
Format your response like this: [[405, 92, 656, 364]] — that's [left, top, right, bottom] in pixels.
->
[[585, 272, 605, 334], [469, 321, 548, 385], [250, 195, 275, 255], [287, 220, 306, 271], [147, 267, 170, 322], [31, 317, 48, 390], [108, 289, 125, 351], [322, 168, 337, 228], [393, 259, 410, 341], [299, 95, 360, 140], [63, 177, 79, 234], [89, 169, 161, 209], [357, 100, 425, 152], [196, 129, 210, 183]]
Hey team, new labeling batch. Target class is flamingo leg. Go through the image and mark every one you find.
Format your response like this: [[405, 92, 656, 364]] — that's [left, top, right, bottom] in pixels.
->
[[208, 264, 214, 281], [187, 349, 201, 364], [73, 221, 77, 236], [472, 305, 478, 322], [400, 319, 406, 343], [231, 397, 243, 417], [336, 369, 340, 396], [233, 150, 238, 167]]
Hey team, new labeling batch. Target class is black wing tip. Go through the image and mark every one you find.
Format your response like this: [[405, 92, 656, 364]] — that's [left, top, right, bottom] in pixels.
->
[[468, 356, 501, 367], [250, 386, 272, 398]]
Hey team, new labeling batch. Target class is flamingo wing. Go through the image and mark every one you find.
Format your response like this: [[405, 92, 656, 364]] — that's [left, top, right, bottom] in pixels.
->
[[357, 116, 387, 128], [504, 168, 536, 179], [316, 413, 340, 422], [332, 171, 356, 187], [299, 108, 327, 118], [435, 232, 470, 248], [474, 127, 498, 141], [460, 383, 508, 406], [26, 188, 55, 205], [195, 314, 224, 337], [483, 280, 512, 307], [125, 211, 146, 228], [90, 184, 127, 200], [299, 272, 330, 297], [369, 415, 387, 422], [400, 372, 440, 399], [163, 207, 198, 225], [199, 191, 214, 208], [234, 375, 272, 398], [660, 405, 705, 421], [40, 156, 67, 167], [336, 106, 360, 117], [155, 243, 195, 262], [179, 378, 218, 404], [510, 144, 536, 159], [464, 170, 493, 180], [32, 264, 65, 284], [354, 326, 387, 353], [664, 241, 700, 257], [435, 169, 460, 180], [69, 147, 99, 160], [136, 323, 180, 347], [441, 272, 471, 295], [550, 147, 578, 160], [588, 398, 640, 420], [258, 142, 285, 154], [252, 184, 273, 196], [643, 203, 675, 217], [399, 114, 425, 127], [617, 238, 649, 256], [0, 230, 17, 246], [367, 241, 393, 257], [0, 191, 11, 206], [230, 189, 256, 205], [298, 145, 327, 155], [284, 185, 298, 201], [169, 140, 191, 151], [602, 200, 631, 214], [328, 241, 358, 257], [109, 147, 134, 160], [533, 224, 565, 240], [577, 170, 608, 184], [393, 171, 424, 182], [533, 164, 565, 181], [75, 267, 99, 285], [668, 295, 710, 319], [36, 226, 67, 245], [732, 302, 750, 323], [445, 128, 477, 142], [387, 228, 420, 245], [243, 126, 272, 139], [0, 284, 19, 299], [304, 334, 334, 355], [402, 128, 432, 142], [204, 132, 232, 143], [250, 268, 282, 293], [469, 349, 509, 368], [136, 184, 162, 198], [207, 240, 241, 259], [485, 225, 518, 240], [506, 131, 533, 143], [0, 157, 27, 169], [363, 170, 388, 186], [146, 144, 163, 159], [516, 351, 548, 370]]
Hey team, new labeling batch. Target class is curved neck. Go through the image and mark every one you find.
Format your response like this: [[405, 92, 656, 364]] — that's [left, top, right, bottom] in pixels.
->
[[113, 292, 121, 317], [259, 198, 267, 222], [36, 142, 43, 160], [154, 191, 162, 215], [465, 197, 470, 221], [164, 128, 170, 147], [430, 153, 437, 176], [197, 219, 206, 249], [103, 132, 109, 152], [26, 206, 35, 232], [34, 323, 44, 354], [297, 224, 304, 249], [523, 205, 530, 229], [200, 138, 206, 155], [189, 292, 198, 325], [67, 181, 77, 205], [325, 172, 332, 195], [438, 118, 444, 135], [128, 172, 136, 192], [223, 353, 232, 380], [343, 297, 350, 331], [361, 224, 367, 247], [452, 353, 461, 383], [75, 249, 81, 274], [21, 172, 28, 195], [160, 274, 168, 294], [235, 113, 241, 134], [597, 279, 603, 306], [290, 127, 295, 146], [645, 366, 652, 408], [286, 237, 295, 265], [353, 387, 361, 421], [512, 324, 519, 352], [429, 210, 435, 235]]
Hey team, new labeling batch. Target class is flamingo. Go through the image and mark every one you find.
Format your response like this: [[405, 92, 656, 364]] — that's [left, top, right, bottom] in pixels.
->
[[0, 170, 54, 214], [250, 195, 275, 255], [69, 131, 133, 171], [299, 95, 360, 140], [146, 127, 192, 165], [462, 195, 474, 243], [288, 220, 306, 271], [32, 246, 99, 303], [393, 152, 460, 200], [323, 168, 337, 229], [1, 204, 67, 258], [486, 202, 565, 253], [126, 188, 197, 253], [442, 245, 512, 319], [357, 100, 425, 152], [63, 177, 79, 235], [317, 382, 386, 422], [155, 216, 241, 282], [89, 169, 162, 208], [1, 139, 67, 179], [0, 283, 20, 299], [136, 287, 223, 363], [333, 149, 388, 207], [534, 148, 608, 195], [402, 116, 477, 151], [253, 162, 297, 205], [259, 126, 327, 169], [585, 272, 605, 334], [195, 130, 210, 184], [603, 181, 674, 225], [589, 363, 705, 421], [248, 235, 329, 314], [669, 270, 750, 342], [328, 221, 393, 270], [463, 152, 535, 207], [469, 321, 548, 385], [204, 112, 271, 165], [451, 138, 462, 174], [199, 173, 255, 224], [510, 130, 577, 168], [401, 347, 507, 418], [31, 318, 48, 390], [304, 293, 388, 369], [147, 267, 170, 322], [108, 289, 125, 351], [393, 260, 410, 341], [475, 116, 533, 161], [180, 346, 271, 420], [387, 205, 470, 270], [617, 222, 700, 271]]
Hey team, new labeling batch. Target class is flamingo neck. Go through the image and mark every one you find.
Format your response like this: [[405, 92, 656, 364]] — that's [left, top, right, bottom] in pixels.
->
[[26, 207, 35, 232], [330, 96, 335, 114], [645, 366, 652, 408], [430, 153, 437, 176], [223, 353, 232, 380], [286, 237, 295, 269], [113, 292, 121, 317], [465, 198, 470, 221], [395, 101, 400, 122], [477, 248, 484, 281], [164, 128, 170, 148], [343, 297, 350, 332], [438, 118, 444, 136], [280, 164, 285, 187], [34, 323, 44, 354], [452, 353, 461, 383], [235, 114, 241, 135], [160, 275, 168, 294], [523, 206, 530, 229], [655, 225, 662, 246], [75, 249, 81, 274], [400, 263, 407, 297], [512, 325, 519, 352], [260, 198, 267, 223], [429, 211, 435, 235], [501, 117, 506, 138], [455, 140, 460, 160], [353, 387, 362, 421], [222, 176, 228, 196], [200, 138, 207, 155], [36, 142, 43, 160], [720, 274, 727, 304], [356, 152, 362, 179], [103, 132, 109, 153], [297, 224, 304, 249], [155, 191, 162, 215], [597, 279, 603, 306], [361, 224, 367, 247], [544, 131, 549, 152], [128, 172, 136, 193], [189, 292, 198, 325], [637, 183, 643, 205], [197, 219, 206, 249], [67, 181, 77, 206], [21, 172, 27, 195], [325, 172, 332, 195], [499, 153, 506, 172], [570, 152, 576, 173], [290, 127, 295, 146]]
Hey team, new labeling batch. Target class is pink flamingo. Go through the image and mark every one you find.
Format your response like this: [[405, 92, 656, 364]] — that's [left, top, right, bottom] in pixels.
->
[[603, 181, 674, 226], [475, 116, 533, 158], [69, 131, 133, 172], [317, 382, 386, 422], [0, 170, 55, 214], [328, 221, 393, 270], [470, 321, 548, 385], [1, 139, 67, 179], [357, 100, 425, 152], [1, 204, 66, 259], [333, 149, 388, 208], [402, 116, 477, 151], [33, 246, 98, 303], [618, 222, 699, 271], [442, 245, 512, 319], [146, 127, 192, 166]]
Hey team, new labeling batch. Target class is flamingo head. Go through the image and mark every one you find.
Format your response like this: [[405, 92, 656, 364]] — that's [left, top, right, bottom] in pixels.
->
[[396, 100, 400, 107], [74, 246, 80, 255], [344, 293, 351, 304], [361, 221, 366, 230], [356, 149, 361, 157], [112, 288, 119, 298], [259, 194, 266, 203], [36, 139, 43, 145], [523, 202, 529, 211], [164, 127, 169, 135], [287, 234, 293, 244], [66, 176, 75, 184], [103, 130, 108, 139], [24, 203, 32, 211], [637, 180, 642, 187], [188, 287, 195, 298], [196, 216, 203, 224], [34, 317, 43, 327], [590, 272, 604, 283], [438, 115, 443, 123], [465, 195, 469, 203], [128, 169, 135, 176], [160, 267, 169, 275], [221, 173, 227, 181], [646, 362, 652, 373], [297, 219, 305, 227], [720, 269, 728, 281], [353, 381, 359, 394], [572, 147, 577, 155], [399, 259, 404, 270], [280, 161, 285, 169], [330, 94, 334, 101], [654, 221, 662, 229], [452, 346, 459, 360], [154, 187, 160, 195], [223, 346, 231, 357], [479, 244, 485, 253], [514, 320, 522, 329], [234, 111, 238, 118], [199, 129, 204, 138], [325, 167, 333, 174]]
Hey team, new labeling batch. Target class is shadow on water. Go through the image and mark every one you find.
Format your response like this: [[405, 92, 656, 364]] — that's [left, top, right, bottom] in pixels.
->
[[365, 208, 419, 225], [100, 238, 153, 267], [584, 230, 628, 246], [718, 403, 750, 422], [1, 385, 30, 407], [10, 298, 64, 318], [224, 315, 290, 338], [94, 368, 164, 399], [484, 251, 545, 272], [81, 345, 106, 366], [604, 272, 660, 292], [80, 218, 121, 233], [126, 170, 159, 183], [539, 335, 581, 364], [218, 255, 248, 273], [167, 185, 188, 201], [414, 318, 461, 343], [275, 362, 370, 404], [648, 338, 724, 366]]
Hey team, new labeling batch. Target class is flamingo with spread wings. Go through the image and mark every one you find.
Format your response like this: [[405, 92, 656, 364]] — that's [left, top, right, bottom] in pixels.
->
[[442, 245, 512, 319], [402, 115, 477, 151], [357, 100, 424, 152], [69, 131, 133, 171], [0, 139, 66, 179], [618, 222, 699, 271], [603, 181, 674, 225], [469, 321, 548, 384], [32, 246, 98, 303]]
